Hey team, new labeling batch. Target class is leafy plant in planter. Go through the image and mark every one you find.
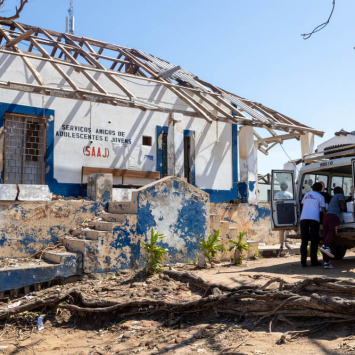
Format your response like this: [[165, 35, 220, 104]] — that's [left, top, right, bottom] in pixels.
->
[[229, 231, 250, 264], [140, 228, 168, 274], [197, 230, 226, 268]]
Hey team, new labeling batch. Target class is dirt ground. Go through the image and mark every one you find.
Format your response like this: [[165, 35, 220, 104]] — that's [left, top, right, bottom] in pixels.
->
[[2, 251, 355, 355]]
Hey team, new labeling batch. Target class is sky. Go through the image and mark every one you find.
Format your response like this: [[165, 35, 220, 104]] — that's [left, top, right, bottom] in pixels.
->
[[2, 0, 355, 174]]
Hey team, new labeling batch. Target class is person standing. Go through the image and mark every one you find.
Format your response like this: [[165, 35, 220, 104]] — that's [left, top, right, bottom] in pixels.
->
[[300, 182, 326, 267], [320, 186, 346, 269], [275, 182, 293, 252]]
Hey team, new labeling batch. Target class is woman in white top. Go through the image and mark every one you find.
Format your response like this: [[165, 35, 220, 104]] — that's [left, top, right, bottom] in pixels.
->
[[300, 182, 326, 267]]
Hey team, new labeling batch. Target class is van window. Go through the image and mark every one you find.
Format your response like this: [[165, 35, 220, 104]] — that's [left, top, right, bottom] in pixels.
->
[[273, 172, 294, 200], [301, 174, 328, 197], [330, 176, 352, 196]]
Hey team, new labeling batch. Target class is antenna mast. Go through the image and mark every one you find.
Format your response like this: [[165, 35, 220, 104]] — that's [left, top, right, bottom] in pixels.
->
[[66, 0, 75, 35]]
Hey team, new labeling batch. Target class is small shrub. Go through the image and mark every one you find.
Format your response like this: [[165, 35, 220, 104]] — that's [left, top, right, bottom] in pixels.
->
[[197, 230, 226, 268], [140, 228, 168, 274], [251, 248, 263, 260], [229, 231, 250, 264], [307, 241, 321, 257]]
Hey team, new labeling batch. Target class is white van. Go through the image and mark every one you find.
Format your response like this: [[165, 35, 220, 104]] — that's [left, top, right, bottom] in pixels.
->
[[271, 144, 355, 260]]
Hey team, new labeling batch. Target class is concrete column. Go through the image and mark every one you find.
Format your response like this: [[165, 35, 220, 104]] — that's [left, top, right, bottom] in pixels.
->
[[301, 133, 314, 165], [87, 173, 113, 202], [167, 113, 184, 178], [238, 126, 258, 204]]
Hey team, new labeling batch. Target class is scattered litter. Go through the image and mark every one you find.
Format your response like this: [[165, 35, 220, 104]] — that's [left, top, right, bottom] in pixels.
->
[[8, 301, 21, 308], [23, 295, 34, 300], [37, 316, 44, 331], [130, 325, 142, 330], [118, 333, 124, 339], [0, 346, 8, 349]]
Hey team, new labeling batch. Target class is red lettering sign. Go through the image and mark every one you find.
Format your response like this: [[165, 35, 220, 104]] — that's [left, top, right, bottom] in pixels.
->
[[83, 146, 109, 158]]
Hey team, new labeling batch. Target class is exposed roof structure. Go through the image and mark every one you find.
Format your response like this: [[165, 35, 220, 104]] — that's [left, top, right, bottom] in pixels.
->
[[0, 21, 324, 154]]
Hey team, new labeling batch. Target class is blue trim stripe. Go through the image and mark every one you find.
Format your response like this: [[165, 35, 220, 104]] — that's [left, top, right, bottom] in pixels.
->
[[203, 124, 238, 203], [0, 102, 54, 185], [156, 125, 168, 175], [156, 125, 196, 186], [183, 129, 196, 186], [0, 102, 80, 196]]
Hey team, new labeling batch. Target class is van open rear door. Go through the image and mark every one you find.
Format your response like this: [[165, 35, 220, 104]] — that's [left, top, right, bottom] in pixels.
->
[[271, 170, 298, 229]]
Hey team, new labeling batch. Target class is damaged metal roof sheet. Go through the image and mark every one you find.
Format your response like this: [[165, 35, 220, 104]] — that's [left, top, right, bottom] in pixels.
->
[[0, 21, 324, 154]]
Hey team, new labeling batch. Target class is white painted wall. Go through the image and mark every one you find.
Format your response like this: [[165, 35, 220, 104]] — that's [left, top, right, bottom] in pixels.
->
[[0, 52, 234, 191], [317, 134, 355, 152]]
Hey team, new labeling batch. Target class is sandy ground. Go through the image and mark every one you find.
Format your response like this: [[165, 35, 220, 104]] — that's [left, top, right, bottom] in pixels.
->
[[2, 251, 355, 355]]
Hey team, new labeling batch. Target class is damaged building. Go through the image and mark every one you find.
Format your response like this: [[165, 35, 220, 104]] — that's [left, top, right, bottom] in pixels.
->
[[0, 21, 323, 293]]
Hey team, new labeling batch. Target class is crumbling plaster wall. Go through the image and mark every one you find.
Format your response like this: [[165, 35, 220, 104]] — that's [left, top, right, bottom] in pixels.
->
[[0, 200, 105, 259], [0, 177, 211, 272], [210, 202, 278, 245], [136, 177, 210, 264]]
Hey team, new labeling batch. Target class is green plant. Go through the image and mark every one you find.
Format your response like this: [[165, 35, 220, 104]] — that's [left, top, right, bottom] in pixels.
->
[[140, 228, 168, 274], [252, 248, 263, 259], [307, 242, 321, 257], [229, 231, 250, 264], [197, 230, 226, 268]]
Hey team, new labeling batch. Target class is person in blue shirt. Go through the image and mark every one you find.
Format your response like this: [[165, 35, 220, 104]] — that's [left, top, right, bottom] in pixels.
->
[[320, 186, 346, 269]]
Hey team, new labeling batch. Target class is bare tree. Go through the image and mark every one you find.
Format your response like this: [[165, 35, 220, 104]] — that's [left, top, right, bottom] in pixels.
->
[[302, 0, 335, 40], [0, 0, 29, 21]]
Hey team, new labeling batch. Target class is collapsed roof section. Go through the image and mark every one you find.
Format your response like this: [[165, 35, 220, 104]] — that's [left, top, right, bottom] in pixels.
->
[[0, 21, 324, 154]]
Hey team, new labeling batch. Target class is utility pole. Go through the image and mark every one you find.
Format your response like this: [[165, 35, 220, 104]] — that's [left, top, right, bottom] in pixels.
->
[[65, 0, 75, 35]]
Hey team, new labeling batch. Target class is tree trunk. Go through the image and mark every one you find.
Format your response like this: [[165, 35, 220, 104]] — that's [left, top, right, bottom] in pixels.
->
[[145, 253, 152, 273], [197, 252, 206, 268]]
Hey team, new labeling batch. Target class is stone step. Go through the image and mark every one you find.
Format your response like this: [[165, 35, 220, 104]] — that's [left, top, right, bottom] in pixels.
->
[[42, 251, 79, 265], [62, 237, 98, 253], [91, 221, 114, 231], [99, 211, 127, 223], [108, 201, 137, 214], [81, 230, 109, 240]]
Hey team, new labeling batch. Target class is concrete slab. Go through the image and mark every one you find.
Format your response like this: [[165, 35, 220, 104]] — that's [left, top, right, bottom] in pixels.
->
[[42, 251, 80, 265], [87, 173, 112, 202], [81, 230, 108, 240], [92, 221, 114, 231], [258, 244, 300, 258], [18, 184, 52, 201], [99, 211, 127, 222], [0, 254, 82, 292], [112, 188, 135, 202], [0, 184, 18, 201], [108, 201, 137, 214]]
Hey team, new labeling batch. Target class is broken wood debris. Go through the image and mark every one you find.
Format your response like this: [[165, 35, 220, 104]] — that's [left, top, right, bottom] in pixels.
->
[[2, 270, 355, 344]]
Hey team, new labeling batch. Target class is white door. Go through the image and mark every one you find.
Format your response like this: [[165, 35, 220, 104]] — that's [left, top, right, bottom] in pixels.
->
[[271, 170, 298, 229]]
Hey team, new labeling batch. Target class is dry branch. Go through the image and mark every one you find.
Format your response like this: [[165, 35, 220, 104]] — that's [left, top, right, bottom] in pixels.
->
[[3, 272, 355, 344], [0, 0, 29, 21]]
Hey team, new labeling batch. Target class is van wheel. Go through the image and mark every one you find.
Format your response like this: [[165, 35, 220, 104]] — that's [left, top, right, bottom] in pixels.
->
[[332, 246, 347, 260]]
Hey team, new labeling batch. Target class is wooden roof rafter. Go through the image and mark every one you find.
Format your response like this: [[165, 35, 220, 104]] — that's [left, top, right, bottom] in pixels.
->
[[0, 20, 324, 149]]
